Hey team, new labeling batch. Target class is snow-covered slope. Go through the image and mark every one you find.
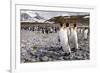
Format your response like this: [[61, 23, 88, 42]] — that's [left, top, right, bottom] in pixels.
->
[[21, 12, 46, 23]]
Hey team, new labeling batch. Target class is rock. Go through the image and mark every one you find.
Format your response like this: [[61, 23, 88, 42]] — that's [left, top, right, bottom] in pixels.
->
[[48, 58, 53, 61], [20, 29, 90, 62], [58, 57, 64, 60], [41, 56, 49, 61], [31, 58, 36, 62], [59, 51, 66, 56], [35, 58, 40, 62], [21, 59, 25, 63], [21, 48, 27, 56]]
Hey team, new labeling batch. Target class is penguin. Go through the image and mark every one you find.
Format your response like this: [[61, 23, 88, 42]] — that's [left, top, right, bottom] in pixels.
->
[[69, 23, 79, 50], [59, 23, 71, 54], [80, 28, 83, 34], [66, 23, 71, 38], [77, 28, 80, 34], [28, 27, 31, 31], [84, 28, 88, 40]]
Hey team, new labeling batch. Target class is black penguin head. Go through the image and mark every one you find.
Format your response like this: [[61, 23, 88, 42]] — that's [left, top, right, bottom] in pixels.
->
[[66, 23, 69, 27]]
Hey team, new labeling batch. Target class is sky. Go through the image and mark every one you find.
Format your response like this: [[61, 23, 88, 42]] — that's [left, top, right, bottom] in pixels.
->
[[21, 9, 89, 20]]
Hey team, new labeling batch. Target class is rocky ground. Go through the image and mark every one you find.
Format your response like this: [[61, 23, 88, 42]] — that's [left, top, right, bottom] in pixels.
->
[[21, 29, 89, 63]]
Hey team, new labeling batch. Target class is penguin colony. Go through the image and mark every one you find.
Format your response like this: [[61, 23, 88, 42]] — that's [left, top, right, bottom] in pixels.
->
[[59, 22, 88, 54]]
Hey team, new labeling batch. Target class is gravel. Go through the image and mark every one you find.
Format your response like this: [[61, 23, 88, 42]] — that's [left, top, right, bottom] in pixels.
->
[[21, 29, 90, 63]]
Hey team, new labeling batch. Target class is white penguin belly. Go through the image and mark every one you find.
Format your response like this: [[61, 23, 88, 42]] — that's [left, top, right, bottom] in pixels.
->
[[70, 29, 78, 49], [59, 29, 71, 53], [84, 29, 88, 39]]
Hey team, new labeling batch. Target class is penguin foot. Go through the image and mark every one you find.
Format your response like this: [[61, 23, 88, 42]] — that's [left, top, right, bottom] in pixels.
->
[[64, 52, 71, 56], [71, 48, 76, 52]]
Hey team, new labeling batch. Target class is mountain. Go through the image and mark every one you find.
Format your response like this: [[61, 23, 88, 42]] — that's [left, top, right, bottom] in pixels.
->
[[48, 15, 89, 25], [21, 12, 46, 23], [34, 12, 45, 20], [21, 13, 32, 21]]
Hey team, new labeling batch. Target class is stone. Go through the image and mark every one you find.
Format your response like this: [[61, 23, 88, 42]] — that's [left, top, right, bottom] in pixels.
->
[[31, 59, 36, 62], [20, 29, 90, 62], [42, 56, 49, 61], [58, 57, 64, 60]]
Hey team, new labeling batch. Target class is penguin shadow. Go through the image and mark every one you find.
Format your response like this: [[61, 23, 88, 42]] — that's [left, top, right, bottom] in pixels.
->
[[71, 48, 77, 53], [6, 69, 10, 73]]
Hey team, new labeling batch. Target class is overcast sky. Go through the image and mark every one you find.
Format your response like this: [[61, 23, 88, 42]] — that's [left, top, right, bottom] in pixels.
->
[[21, 10, 89, 20]]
